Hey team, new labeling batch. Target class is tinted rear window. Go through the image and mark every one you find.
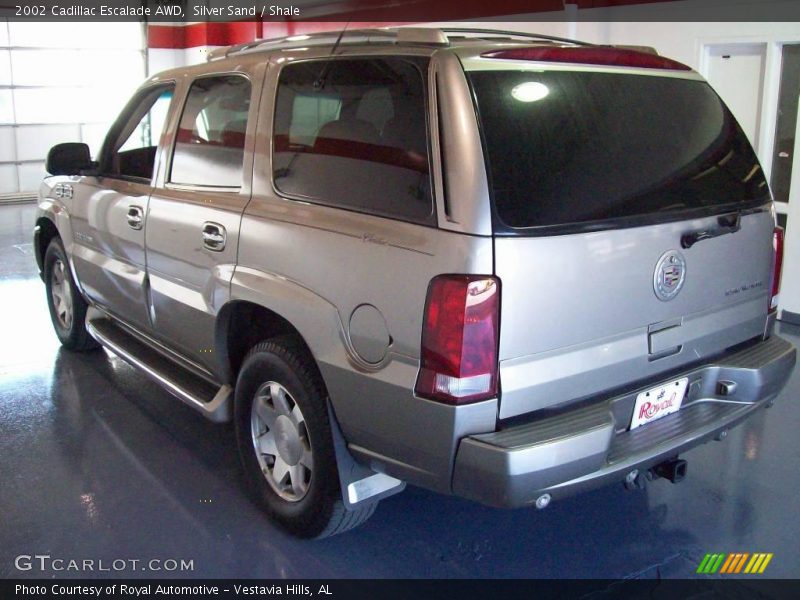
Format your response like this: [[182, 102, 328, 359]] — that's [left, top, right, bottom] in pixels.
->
[[468, 70, 769, 232]]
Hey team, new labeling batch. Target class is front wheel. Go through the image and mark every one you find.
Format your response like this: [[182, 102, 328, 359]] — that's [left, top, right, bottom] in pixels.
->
[[234, 339, 376, 538], [43, 237, 99, 351]]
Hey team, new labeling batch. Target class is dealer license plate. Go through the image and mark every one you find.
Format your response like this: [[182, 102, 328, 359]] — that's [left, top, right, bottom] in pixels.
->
[[630, 377, 689, 430]]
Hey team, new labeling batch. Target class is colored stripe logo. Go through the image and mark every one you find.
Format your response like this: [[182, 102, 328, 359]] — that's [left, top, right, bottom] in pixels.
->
[[697, 553, 773, 574]]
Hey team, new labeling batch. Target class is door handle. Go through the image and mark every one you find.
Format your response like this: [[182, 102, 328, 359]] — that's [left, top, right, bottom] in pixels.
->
[[681, 212, 741, 249], [202, 222, 226, 251], [127, 205, 144, 230]]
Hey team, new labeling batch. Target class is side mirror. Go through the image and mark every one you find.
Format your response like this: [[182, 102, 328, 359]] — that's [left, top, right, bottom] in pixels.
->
[[46, 143, 94, 176]]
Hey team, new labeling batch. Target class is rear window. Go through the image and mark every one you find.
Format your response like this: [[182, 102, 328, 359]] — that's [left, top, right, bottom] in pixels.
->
[[468, 70, 770, 232]]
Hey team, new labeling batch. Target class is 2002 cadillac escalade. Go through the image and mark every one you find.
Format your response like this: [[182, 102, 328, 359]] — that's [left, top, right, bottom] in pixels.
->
[[35, 27, 796, 538]]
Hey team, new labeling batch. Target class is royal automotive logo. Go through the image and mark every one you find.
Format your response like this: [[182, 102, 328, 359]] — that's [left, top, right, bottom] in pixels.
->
[[653, 250, 686, 301], [697, 552, 773, 574], [638, 388, 677, 421]]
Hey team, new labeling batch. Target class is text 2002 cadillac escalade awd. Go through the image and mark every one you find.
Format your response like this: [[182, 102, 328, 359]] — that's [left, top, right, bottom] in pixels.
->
[[35, 28, 796, 537]]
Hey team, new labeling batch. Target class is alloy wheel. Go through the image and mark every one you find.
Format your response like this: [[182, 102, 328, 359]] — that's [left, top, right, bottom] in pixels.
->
[[250, 381, 313, 502]]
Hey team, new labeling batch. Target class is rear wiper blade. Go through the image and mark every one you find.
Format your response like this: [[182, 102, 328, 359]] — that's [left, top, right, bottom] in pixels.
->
[[681, 212, 741, 249]]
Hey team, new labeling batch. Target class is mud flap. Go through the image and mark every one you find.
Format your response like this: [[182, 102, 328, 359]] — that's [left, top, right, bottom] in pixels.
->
[[327, 403, 405, 510]]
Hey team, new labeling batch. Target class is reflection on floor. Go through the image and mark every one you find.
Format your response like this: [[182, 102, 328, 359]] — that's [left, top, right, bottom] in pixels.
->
[[1, 203, 798, 578]]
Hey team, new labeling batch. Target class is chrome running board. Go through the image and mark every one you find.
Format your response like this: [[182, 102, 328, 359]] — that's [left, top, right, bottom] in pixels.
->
[[86, 312, 232, 423]]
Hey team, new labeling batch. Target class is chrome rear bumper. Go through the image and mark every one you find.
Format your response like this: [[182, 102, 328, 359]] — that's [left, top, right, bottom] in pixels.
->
[[452, 335, 796, 508]]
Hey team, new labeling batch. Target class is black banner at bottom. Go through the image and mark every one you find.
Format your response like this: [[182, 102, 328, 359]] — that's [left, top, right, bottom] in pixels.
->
[[3, 579, 800, 600]]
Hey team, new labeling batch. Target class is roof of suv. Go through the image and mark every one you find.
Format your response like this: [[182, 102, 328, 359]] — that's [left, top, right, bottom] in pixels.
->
[[204, 27, 598, 62], [147, 27, 696, 85]]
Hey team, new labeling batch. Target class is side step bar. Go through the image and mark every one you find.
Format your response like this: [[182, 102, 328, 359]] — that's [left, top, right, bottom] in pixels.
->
[[86, 315, 232, 423]]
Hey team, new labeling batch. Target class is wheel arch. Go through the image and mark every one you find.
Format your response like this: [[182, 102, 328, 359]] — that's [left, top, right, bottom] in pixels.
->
[[215, 299, 320, 385], [219, 268, 350, 385], [35, 195, 78, 286], [34, 216, 60, 278]]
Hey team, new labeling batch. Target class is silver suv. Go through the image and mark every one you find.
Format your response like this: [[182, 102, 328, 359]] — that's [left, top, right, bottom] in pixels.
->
[[35, 28, 796, 537]]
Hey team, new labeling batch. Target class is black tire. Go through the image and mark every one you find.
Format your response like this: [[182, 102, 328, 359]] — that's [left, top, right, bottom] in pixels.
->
[[234, 338, 376, 538], [43, 237, 100, 352]]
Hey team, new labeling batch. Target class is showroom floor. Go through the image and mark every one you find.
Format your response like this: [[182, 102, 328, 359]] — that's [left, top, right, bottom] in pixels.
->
[[1, 202, 798, 579]]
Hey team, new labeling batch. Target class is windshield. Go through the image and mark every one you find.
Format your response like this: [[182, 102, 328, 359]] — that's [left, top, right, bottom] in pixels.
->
[[467, 70, 770, 233]]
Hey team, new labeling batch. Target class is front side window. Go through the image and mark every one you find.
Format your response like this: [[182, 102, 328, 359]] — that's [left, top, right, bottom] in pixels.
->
[[105, 84, 174, 180], [170, 75, 251, 188], [272, 57, 434, 225]]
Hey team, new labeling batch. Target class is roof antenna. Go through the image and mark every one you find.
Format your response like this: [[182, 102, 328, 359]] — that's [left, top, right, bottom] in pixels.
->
[[313, 21, 351, 91]]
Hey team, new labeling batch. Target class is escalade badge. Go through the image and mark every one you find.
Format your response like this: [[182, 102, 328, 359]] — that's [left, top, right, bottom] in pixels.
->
[[654, 250, 686, 301]]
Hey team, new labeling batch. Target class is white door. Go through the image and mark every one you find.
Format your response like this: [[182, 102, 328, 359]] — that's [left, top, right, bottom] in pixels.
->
[[770, 44, 800, 320], [705, 43, 767, 149], [778, 95, 800, 320]]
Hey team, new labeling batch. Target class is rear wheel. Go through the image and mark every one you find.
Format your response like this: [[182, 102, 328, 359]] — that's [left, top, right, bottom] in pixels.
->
[[234, 339, 376, 538], [44, 237, 99, 351]]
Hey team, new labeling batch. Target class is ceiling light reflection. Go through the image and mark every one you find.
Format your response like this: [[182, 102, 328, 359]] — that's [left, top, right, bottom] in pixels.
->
[[511, 81, 550, 103]]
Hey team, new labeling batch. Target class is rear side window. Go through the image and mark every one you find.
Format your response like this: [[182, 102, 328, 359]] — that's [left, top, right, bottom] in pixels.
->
[[272, 58, 434, 225], [468, 70, 770, 232], [170, 75, 251, 188]]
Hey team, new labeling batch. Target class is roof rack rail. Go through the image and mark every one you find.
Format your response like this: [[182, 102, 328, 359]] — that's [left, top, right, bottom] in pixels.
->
[[208, 27, 448, 62], [206, 26, 592, 63], [440, 28, 594, 47]]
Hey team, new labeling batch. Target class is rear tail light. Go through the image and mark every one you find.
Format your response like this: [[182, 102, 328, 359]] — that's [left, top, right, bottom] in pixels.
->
[[481, 47, 692, 71], [415, 275, 500, 404], [770, 226, 784, 312]]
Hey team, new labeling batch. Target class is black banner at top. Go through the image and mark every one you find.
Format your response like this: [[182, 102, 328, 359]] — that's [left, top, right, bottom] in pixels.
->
[[2, 0, 800, 22]]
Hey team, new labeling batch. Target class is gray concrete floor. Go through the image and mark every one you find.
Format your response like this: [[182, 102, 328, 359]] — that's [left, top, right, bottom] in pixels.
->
[[1, 202, 798, 579]]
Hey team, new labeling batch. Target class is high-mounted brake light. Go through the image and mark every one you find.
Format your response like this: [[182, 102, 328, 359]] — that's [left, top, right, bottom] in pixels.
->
[[481, 47, 692, 71], [770, 226, 784, 313], [415, 275, 500, 404]]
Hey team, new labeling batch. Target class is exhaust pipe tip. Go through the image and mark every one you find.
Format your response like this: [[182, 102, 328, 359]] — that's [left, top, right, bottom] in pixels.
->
[[652, 458, 688, 484]]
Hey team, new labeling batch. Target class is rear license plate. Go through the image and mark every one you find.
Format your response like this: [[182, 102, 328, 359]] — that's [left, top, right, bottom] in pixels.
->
[[630, 377, 689, 430]]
